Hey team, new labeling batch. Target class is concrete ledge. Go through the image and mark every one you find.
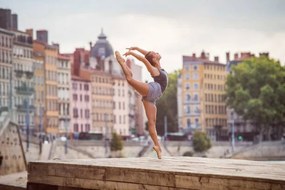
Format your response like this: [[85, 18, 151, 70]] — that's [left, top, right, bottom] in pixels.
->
[[0, 171, 27, 190], [27, 157, 285, 190]]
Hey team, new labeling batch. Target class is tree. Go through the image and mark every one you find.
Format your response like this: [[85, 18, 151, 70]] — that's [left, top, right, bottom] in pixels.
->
[[156, 70, 180, 136], [226, 56, 285, 141], [110, 133, 123, 151], [192, 131, 211, 152]]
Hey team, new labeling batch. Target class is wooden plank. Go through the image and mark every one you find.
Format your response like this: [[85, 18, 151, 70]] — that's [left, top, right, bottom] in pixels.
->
[[28, 163, 105, 180], [27, 157, 285, 190], [104, 167, 175, 187]]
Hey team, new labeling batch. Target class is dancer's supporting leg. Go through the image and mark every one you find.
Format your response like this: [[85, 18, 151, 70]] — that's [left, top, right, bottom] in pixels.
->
[[115, 51, 162, 159], [143, 100, 162, 159]]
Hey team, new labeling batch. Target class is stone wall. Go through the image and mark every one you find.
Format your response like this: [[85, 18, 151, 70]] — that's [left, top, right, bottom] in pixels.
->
[[0, 113, 26, 175]]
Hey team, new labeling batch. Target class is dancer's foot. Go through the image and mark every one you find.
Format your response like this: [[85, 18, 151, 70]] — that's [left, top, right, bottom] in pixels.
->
[[153, 146, 162, 159], [115, 51, 125, 65]]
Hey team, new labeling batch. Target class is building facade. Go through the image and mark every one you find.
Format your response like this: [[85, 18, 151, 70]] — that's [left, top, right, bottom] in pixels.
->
[[57, 54, 71, 134], [126, 58, 145, 136], [179, 52, 228, 140], [90, 70, 114, 137], [33, 30, 59, 134], [0, 28, 13, 116], [12, 30, 35, 134], [70, 76, 92, 133], [33, 57, 45, 134], [112, 75, 130, 137]]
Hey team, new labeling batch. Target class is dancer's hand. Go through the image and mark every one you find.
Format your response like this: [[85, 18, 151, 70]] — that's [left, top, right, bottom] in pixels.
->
[[123, 51, 132, 56]]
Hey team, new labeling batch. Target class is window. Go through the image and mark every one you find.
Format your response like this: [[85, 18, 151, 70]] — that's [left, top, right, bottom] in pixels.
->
[[193, 94, 199, 101], [185, 83, 190, 90], [185, 65, 189, 71], [194, 106, 200, 113], [74, 124, 78, 132], [84, 95, 89, 102], [73, 83, 77, 90], [85, 109, 90, 119], [73, 108, 78, 118], [73, 94, 77, 101], [193, 65, 198, 70], [195, 118, 199, 124], [185, 74, 190, 80], [194, 83, 199, 89], [186, 94, 191, 102], [84, 84, 89, 91], [186, 106, 190, 114], [85, 124, 90, 132], [187, 119, 191, 128]]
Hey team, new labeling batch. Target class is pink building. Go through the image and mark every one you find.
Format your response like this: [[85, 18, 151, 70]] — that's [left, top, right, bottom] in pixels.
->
[[70, 76, 92, 133]]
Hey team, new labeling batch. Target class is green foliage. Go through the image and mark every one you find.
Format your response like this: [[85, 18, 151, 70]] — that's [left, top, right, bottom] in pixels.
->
[[226, 57, 285, 140], [183, 151, 193, 157], [192, 131, 211, 152], [156, 70, 180, 135], [110, 133, 123, 151]]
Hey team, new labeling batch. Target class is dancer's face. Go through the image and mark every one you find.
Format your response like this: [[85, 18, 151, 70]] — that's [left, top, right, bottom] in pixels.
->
[[150, 52, 161, 62], [146, 51, 161, 67]]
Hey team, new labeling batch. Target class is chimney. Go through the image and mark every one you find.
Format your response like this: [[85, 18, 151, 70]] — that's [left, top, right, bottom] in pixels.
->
[[226, 52, 230, 62], [89, 42, 92, 50], [201, 51, 206, 59], [11, 14, 18, 30], [214, 56, 219, 62], [234, 53, 239, 60], [36, 30, 48, 44], [192, 53, 196, 58], [26, 29, 33, 38], [52, 43, 60, 53]]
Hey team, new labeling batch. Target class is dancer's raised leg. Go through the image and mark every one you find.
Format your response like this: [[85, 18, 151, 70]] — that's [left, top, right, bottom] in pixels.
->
[[115, 51, 149, 96]]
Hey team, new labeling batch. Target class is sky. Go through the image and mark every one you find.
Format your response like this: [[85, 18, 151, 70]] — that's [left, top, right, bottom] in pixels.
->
[[2, 0, 285, 81]]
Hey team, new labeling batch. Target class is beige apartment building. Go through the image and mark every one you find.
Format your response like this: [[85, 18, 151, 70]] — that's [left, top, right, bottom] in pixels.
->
[[179, 51, 228, 140], [33, 30, 59, 134], [12, 30, 35, 134]]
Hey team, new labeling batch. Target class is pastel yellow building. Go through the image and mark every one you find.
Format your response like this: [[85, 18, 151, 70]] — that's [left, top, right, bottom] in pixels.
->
[[33, 37, 59, 134], [179, 52, 228, 140]]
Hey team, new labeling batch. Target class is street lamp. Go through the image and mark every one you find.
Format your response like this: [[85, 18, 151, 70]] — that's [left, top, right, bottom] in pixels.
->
[[64, 117, 68, 154], [104, 113, 109, 157], [231, 111, 235, 153], [39, 106, 44, 154], [25, 98, 30, 152]]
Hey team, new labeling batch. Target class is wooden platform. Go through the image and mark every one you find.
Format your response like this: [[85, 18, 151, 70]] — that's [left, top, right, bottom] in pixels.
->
[[27, 157, 285, 190]]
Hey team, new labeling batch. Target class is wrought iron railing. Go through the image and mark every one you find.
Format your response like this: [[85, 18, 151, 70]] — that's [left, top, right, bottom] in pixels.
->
[[15, 85, 34, 95], [16, 104, 35, 112]]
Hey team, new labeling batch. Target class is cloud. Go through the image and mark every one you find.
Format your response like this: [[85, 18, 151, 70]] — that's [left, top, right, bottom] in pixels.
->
[[2, 0, 285, 82]]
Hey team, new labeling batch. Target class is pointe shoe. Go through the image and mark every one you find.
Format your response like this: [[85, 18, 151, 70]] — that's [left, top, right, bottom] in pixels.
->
[[153, 146, 162, 159]]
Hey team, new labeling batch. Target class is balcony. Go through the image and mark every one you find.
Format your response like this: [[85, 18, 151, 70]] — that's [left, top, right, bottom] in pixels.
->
[[14, 70, 34, 79], [16, 104, 35, 112], [15, 85, 34, 95], [14, 70, 24, 78], [25, 71, 34, 79], [0, 106, 8, 115]]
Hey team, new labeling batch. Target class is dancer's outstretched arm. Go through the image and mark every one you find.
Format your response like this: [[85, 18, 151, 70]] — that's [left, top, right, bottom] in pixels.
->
[[124, 51, 159, 77], [127, 47, 149, 55]]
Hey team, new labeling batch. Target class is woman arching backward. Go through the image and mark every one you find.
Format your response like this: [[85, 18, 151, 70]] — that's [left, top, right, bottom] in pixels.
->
[[115, 47, 168, 159]]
